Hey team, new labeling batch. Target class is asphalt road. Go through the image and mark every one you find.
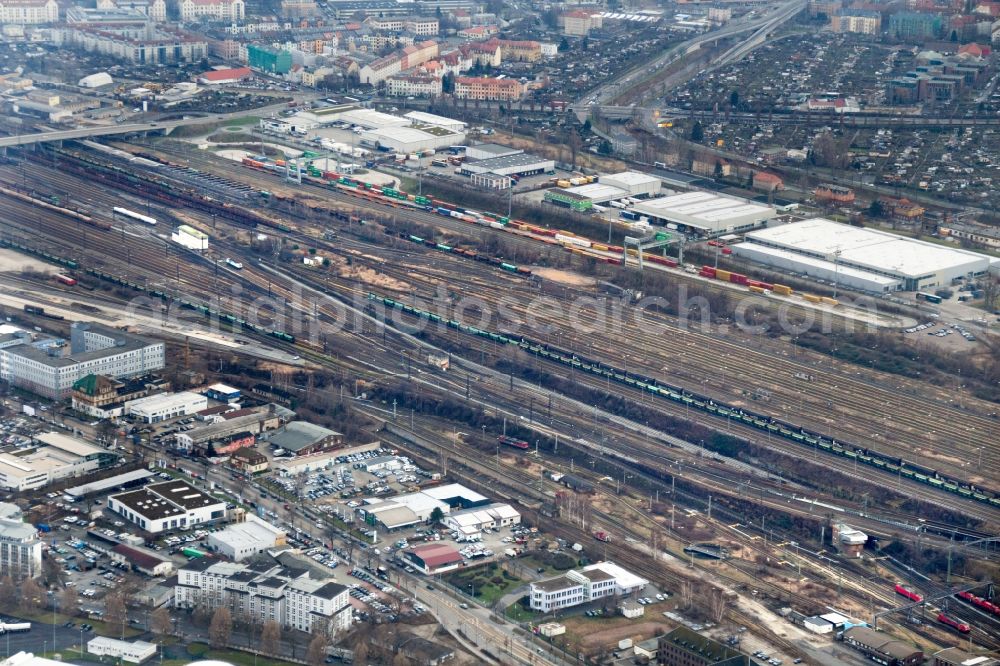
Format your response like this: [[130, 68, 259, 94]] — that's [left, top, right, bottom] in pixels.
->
[[0, 617, 88, 658]]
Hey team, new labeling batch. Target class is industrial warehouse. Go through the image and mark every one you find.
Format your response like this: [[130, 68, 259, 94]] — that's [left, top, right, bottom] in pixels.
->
[[734, 218, 999, 292], [628, 191, 777, 235]]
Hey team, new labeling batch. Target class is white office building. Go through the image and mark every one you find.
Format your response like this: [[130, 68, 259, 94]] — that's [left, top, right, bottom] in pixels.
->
[[530, 561, 648, 612], [126, 391, 208, 423], [175, 559, 351, 635], [443, 503, 521, 536], [0, 519, 42, 580], [86, 638, 157, 664], [0, 322, 164, 400], [107, 480, 226, 533]]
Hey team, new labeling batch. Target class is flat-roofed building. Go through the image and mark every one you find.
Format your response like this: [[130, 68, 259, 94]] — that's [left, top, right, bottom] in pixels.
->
[[629, 191, 776, 236], [530, 561, 647, 612], [599, 171, 661, 198], [0, 432, 116, 491], [107, 480, 226, 533], [0, 322, 164, 400], [0, 518, 42, 580], [207, 515, 286, 561], [403, 110, 465, 132], [175, 559, 350, 635], [736, 218, 998, 292], [126, 391, 207, 423], [86, 637, 156, 664]]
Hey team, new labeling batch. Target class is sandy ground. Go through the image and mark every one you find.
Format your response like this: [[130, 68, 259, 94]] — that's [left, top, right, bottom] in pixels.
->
[[529, 267, 596, 286], [212, 144, 304, 160], [0, 249, 59, 273]]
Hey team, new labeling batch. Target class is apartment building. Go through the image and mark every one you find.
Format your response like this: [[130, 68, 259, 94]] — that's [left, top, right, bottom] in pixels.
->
[[0, 519, 42, 580], [454, 76, 524, 101], [831, 9, 882, 34], [387, 74, 442, 97], [179, 0, 244, 22], [359, 54, 402, 84], [0, 0, 58, 24], [405, 17, 439, 35], [497, 39, 541, 62], [401, 40, 438, 69], [175, 559, 351, 635]]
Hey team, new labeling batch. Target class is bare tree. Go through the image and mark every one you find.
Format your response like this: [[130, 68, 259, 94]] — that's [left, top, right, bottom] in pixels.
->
[[260, 620, 282, 655], [104, 590, 128, 637], [150, 607, 172, 641], [209, 607, 233, 648], [306, 632, 330, 666], [0, 577, 16, 613], [709, 587, 728, 624], [19, 578, 44, 614], [679, 580, 693, 610], [61, 586, 79, 616], [352, 641, 369, 665], [981, 275, 1000, 312]]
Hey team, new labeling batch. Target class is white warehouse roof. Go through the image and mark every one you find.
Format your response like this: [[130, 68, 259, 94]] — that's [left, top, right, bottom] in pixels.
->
[[631, 191, 775, 233], [563, 183, 628, 202], [732, 243, 901, 293], [336, 108, 409, 129], [744, 218, 992, 280], [403, 110, 466, 130], [600, 171, 661, 193]]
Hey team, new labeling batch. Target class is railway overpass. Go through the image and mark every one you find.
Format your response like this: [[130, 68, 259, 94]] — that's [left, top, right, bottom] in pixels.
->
[[572, 0, 806, 113], [592, 105, 1000, 127]]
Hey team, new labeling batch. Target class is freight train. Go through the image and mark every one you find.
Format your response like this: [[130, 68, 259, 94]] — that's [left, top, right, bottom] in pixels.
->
[[395, 232, 531, 276], [84, 268, 295, 344], [240, 157, 808, 286], [367, 292, 1000, 509]]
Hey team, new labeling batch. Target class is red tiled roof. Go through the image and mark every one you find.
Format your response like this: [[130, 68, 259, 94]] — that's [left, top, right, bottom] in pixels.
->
[[201, 66, 251, 81]]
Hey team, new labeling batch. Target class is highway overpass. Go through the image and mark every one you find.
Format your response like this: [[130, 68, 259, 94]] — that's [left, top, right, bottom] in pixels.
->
[[0, 98, 315, 149]]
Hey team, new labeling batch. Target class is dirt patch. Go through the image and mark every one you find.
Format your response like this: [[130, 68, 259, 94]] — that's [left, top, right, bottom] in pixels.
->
[[530, 267, 596, 286], [0, 249, 58, 274], [571, 619, 672, 650], [334, 260, 409, 291]]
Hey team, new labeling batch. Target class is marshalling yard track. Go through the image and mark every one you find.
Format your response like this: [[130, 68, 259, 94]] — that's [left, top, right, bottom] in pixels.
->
[[0, 141, 998, 655], [9, 141, 999, 495]]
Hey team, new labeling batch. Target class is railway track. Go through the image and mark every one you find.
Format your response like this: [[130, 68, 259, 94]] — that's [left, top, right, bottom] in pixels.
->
[[77, 141, 1000, 485], [4, 151, 998, 527]]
